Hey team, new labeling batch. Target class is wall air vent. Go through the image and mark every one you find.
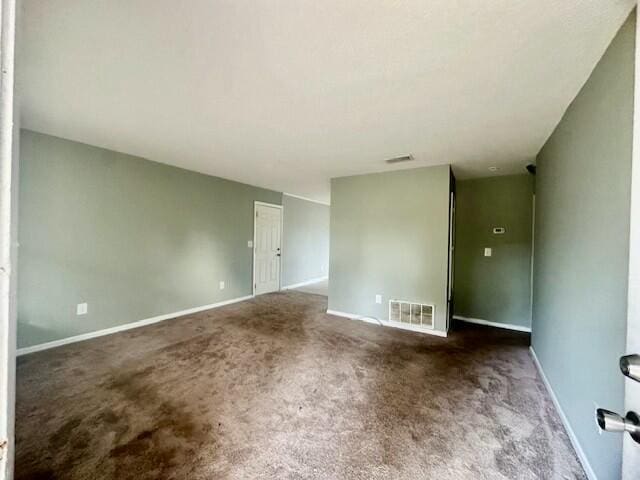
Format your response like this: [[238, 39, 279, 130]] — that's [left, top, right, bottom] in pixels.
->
[[389, 300, 434, 329], [385, 155, 414, 164]]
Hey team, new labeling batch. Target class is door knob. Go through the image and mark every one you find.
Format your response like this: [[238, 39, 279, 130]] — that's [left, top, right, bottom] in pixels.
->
[[620, 354, 640, 383], [596, 408, 640, 443]]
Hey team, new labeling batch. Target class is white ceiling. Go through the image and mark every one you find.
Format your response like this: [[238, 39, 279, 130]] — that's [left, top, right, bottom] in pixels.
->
[[18, 0, 635, 203]]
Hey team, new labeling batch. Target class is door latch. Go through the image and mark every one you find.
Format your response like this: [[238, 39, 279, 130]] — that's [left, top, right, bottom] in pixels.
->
[[596, 409, 640, 444], [620, 354, 640, 383], [595, 354, 640, 444]]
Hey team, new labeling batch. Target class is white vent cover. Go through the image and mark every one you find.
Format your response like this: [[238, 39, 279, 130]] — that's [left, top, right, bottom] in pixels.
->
[[389, 300, 434, 328]]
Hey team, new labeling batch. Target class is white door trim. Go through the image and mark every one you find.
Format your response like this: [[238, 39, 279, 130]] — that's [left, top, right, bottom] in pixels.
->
[[0, 0, 17, 478], [254, 201, 283, 210], [252, 201, 283, 296]]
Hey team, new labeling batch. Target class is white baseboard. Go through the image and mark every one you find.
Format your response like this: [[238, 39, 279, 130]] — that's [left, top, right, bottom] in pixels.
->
[[453, 315, 531, 333], [282, 276, 328, 290], [326, 309, 448, 338], [529, 347, 597, 480], [17, 294, 254, 356]]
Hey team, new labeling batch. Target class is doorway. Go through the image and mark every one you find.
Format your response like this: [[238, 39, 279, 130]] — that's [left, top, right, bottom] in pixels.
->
[[253, 202, 282, 296]]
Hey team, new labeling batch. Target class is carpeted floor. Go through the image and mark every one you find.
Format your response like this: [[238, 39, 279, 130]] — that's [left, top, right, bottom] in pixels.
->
[[16, 291, 585, 479]]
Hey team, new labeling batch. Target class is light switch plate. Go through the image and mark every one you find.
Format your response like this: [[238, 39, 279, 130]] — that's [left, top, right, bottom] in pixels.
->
[[375, 294, 382, 304], [76, 303, 88, 315], [247, 240, 253, 248], [219, 281, 225, 290], [484, 248, 492, 257]]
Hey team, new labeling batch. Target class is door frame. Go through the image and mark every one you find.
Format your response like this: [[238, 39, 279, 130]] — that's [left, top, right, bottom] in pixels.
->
[[446, 190, 455, 331], [0, 0, 17, 478], [252, 201, 283, 296]]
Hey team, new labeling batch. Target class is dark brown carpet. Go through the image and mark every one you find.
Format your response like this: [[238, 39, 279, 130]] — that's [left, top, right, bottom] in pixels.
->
[[16, 291, 585, 479]]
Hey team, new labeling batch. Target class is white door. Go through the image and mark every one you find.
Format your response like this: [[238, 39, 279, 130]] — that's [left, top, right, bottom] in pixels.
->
[[253, 203, 282, 296], [623, 292, 640, 479], [622, 164, 640, 477], [622, 14, 640, 477]]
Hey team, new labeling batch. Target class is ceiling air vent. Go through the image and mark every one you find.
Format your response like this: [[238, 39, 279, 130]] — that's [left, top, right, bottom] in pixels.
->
[[385, 154, 414, 164], [389, 300, 434, 329]]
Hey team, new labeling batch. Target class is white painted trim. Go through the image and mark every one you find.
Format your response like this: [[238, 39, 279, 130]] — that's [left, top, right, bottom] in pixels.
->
[[326, 309, 448, 338], [281, 276, 328, 290], [0, 0, 17, 477], [283, 192, 330, 206], [252, 201, 283, 296], [254, 200, 283, 210], [453, 315, 531, 333], [16, 295, 254, 357], [529, 347, 597, 480]]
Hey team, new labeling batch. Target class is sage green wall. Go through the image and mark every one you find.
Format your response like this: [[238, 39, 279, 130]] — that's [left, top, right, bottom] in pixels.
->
[[329, 165, 451, 333], [18, 130, 282, 348], [532, 13, 634, 480], [282, 195, 329, 287], [454, 175, 533, 328]]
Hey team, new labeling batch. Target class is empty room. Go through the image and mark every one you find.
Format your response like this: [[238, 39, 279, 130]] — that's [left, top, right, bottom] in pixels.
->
[[1, 1, 640, 480]]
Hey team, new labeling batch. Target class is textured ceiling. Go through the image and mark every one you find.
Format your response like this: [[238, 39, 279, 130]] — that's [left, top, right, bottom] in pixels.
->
[[18, 0, 635, 203]]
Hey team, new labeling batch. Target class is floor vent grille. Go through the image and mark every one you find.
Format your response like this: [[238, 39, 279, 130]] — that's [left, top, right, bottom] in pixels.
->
[[389, 300, 434, 328]]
